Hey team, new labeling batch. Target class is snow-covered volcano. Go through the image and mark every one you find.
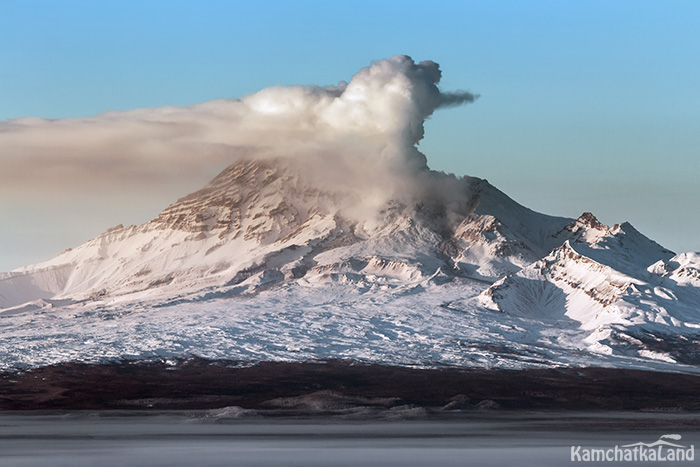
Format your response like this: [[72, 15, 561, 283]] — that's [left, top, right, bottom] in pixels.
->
[[1, 156, 699, 372], [1, 55, 698, 373]]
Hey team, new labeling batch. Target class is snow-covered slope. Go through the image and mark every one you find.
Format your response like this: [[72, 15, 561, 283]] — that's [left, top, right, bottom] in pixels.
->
[[650, 252, 700, 288], [0, 158, 571, 309], [1, 158, 699, 372], [439, 178, 572, 280], [3, 158, 345, 307], [480, 213, 700, 364]]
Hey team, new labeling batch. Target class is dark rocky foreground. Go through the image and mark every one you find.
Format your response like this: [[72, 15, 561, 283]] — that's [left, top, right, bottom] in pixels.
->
[[1, 359, 699, 413]]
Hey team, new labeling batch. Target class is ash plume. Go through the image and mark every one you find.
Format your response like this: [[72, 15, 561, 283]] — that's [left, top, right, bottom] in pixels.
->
[[0, 55, 478, 228]]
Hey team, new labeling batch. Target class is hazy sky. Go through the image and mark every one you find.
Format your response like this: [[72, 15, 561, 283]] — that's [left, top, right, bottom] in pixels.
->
[[1, 0, 699, 271]]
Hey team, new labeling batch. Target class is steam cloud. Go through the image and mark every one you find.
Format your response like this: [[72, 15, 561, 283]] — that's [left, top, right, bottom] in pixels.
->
[[0, 55, 478, 229]]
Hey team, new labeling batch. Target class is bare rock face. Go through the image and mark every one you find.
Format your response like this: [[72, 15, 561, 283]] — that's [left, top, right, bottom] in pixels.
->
[[148, 159, 329, 242]]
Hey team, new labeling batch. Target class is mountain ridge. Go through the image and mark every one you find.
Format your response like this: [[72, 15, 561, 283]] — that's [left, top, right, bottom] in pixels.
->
[[1, 157, 699, 373]]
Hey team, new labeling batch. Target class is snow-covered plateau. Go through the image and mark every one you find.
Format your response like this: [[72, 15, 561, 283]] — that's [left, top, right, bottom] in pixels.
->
[[1, 157, 699, 373]]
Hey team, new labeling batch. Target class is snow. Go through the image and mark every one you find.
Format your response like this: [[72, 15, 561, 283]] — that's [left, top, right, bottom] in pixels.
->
[[1, 159, 699, 373], [1, 270, 698, 373]]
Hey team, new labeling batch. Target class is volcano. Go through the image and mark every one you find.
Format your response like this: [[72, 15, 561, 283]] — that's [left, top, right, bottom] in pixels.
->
[[1, 154, 699, 373], [2, 56, 699, 376]]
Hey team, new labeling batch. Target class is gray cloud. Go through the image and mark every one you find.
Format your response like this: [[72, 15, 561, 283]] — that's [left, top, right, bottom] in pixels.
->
[[0, 56, 479, 241], [438, 90, 480, 108]]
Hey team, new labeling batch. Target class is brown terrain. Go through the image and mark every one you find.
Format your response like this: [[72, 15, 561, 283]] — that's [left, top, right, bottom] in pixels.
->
[[1, 359, 699, 413]]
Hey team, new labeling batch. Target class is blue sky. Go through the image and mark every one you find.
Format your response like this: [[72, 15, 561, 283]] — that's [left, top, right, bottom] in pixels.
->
[[1, 0, 699, 270]]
